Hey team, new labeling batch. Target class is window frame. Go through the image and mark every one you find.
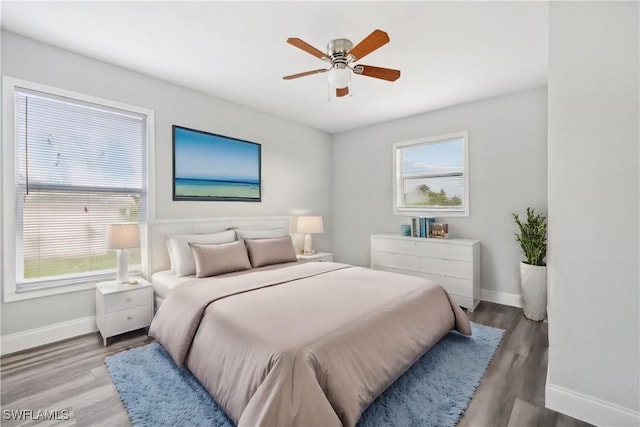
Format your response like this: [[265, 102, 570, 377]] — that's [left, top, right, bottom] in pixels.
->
[[2, 76, 155, 302], [392, 131, 469, 217]]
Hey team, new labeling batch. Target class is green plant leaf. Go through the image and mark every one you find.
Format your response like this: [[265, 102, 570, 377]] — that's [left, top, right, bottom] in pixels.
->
[[513, 207, 547, 266]]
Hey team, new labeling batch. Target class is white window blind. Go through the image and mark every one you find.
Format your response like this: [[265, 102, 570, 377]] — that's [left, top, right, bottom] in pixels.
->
[[15, 88, 147, 290]]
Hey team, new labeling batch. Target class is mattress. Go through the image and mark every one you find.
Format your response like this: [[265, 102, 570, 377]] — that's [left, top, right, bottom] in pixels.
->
[[151, 270, 194, 300]]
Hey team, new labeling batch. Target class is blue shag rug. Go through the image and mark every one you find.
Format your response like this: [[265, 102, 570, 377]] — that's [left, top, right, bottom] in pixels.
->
[[105, 322, 503, 427]]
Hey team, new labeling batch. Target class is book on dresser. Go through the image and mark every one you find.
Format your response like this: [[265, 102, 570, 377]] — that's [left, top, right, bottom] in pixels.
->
[[370, 233, 481, 311]]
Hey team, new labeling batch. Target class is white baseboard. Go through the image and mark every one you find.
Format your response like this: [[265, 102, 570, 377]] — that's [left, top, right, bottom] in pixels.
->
[[480, 288, 523, 308], [546, 383, 640, 426], [1, 316, 97, 356]]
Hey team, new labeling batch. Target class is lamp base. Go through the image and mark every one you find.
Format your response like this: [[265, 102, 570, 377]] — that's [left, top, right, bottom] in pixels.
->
[[303, 234, 314, 255], [115, 249, 129, 284]]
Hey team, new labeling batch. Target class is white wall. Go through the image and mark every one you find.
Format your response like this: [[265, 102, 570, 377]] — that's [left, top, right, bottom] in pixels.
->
[[546, 2, 639, 425], [0, 31, 332, 337], [332, 88, 547, 301]]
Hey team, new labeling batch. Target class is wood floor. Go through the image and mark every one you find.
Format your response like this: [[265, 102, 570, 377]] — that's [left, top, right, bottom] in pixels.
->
[[1, 302, 593, 427]]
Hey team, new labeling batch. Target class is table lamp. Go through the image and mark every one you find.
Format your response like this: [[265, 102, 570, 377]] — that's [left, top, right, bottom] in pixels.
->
[[297, 216, 323, 255], [105, 223, 140, 283]]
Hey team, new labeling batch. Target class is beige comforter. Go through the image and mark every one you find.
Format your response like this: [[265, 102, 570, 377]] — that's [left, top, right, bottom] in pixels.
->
[[149, 262, 470, 427]]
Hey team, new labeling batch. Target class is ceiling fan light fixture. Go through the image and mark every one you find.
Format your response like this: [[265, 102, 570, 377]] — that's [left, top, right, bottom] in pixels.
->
[[327, 67, 351, 89], [284, 30, 399, 98]]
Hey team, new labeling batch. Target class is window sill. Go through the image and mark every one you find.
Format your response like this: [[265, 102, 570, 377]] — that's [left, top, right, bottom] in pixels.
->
[[4, 281, 97, 303], [393, 208, 470, 218]]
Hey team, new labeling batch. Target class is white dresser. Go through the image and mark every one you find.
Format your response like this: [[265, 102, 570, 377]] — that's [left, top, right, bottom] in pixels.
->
[[370, 233, 481, 311]]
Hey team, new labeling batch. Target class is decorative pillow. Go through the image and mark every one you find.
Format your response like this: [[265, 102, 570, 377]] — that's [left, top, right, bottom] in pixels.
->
[[167, 229, 236, 277], [236, 228, 286, 240], [189, 240, 252, 278], [245, 236, 298, 268]]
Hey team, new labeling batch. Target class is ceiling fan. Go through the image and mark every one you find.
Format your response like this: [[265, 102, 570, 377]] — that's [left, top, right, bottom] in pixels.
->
[[283, 29, 401, 98]]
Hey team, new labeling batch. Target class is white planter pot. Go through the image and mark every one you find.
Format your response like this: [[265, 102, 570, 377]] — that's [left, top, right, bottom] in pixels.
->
[[519, 262, 547, 321]]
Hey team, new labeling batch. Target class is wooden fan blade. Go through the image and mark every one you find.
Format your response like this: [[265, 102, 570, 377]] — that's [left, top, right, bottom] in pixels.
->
[[347, 29, 390, 61], [354, 65, 401, 82], [336, 87, 349, 97], [282, 69, 329, 80], [287, 38, 330, 61]]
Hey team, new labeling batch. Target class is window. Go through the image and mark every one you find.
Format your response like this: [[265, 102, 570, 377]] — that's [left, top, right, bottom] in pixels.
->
[[393, 132, 469, 217], [2, 77, 154, 300]]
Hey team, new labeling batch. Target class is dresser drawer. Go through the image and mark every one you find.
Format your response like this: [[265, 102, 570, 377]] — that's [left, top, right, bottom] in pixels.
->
[[419, 257, 473, 279], [448, 293, 477, 311], [104, 287, 152, 313], [415, 241, 471, 261], [371, 251, 419, 271], [371, 238, 416, 255], [420, 272, 474, 298], [105, 304, 152, 336]]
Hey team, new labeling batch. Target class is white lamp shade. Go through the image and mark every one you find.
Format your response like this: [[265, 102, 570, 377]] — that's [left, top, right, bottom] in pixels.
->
[[297, 216, 324, 234], [105, 223, 140, 250], [327, 68, 351, 89]]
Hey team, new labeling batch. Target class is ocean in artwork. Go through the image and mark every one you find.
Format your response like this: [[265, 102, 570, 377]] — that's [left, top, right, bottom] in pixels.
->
[[175, 178, 260, 199]]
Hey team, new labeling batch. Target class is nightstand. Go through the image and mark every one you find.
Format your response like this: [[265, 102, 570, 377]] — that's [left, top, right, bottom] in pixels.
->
[[95, 278, 153, 346], [297, 252, 334, 263]]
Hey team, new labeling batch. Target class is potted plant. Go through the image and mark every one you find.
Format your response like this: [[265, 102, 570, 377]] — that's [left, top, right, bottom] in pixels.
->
[[513, 207, 547, 321]]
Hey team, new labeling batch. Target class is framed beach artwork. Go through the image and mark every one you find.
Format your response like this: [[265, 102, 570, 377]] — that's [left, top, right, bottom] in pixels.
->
[[172, 125, 261, 202]]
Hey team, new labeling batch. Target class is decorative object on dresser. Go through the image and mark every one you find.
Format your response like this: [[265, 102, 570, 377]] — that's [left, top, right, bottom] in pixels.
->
[[371, 233, 481, 310], [296, 252, 333, 263], [430, 223, 449, 239], [105, 223, 140, 284], [410, 216, 435, 238], [513, 207, 547, 321], [96, 278, 153, 346], [297, 215, 324, 254]]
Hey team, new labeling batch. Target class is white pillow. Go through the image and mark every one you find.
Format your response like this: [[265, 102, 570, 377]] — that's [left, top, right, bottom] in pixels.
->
[[236, 228, 286, 240], [166, 240, 176, 273], [166, 230, 236, 277]]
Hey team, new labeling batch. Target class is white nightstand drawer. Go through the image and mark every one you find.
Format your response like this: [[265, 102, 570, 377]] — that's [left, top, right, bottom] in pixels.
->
[[105, 304, 152, 336], [419, 257, 473, 279], [415, 241, 471, 261], [297, 252, 333, 263], [105, 287, 152, 312]]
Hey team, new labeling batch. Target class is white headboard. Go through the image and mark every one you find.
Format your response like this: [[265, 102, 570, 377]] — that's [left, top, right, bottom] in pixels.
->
[[141, 216, 292, 279]]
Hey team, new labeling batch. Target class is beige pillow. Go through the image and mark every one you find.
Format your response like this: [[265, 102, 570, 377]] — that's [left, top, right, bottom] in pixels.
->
[[245, 236, 298, 268], [189, 240, 252, 278]]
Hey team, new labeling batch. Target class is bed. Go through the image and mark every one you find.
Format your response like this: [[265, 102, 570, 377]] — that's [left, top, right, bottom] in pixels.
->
[[142, 217, 471, 427]]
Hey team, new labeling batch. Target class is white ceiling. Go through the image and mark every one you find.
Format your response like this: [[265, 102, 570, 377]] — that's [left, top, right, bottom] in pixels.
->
[[1, 1, 548, 134]]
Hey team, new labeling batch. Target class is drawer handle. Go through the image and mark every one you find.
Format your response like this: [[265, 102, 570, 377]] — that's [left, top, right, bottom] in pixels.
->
[[126, 297, 133, 302], [127, 315, 133, 320]]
